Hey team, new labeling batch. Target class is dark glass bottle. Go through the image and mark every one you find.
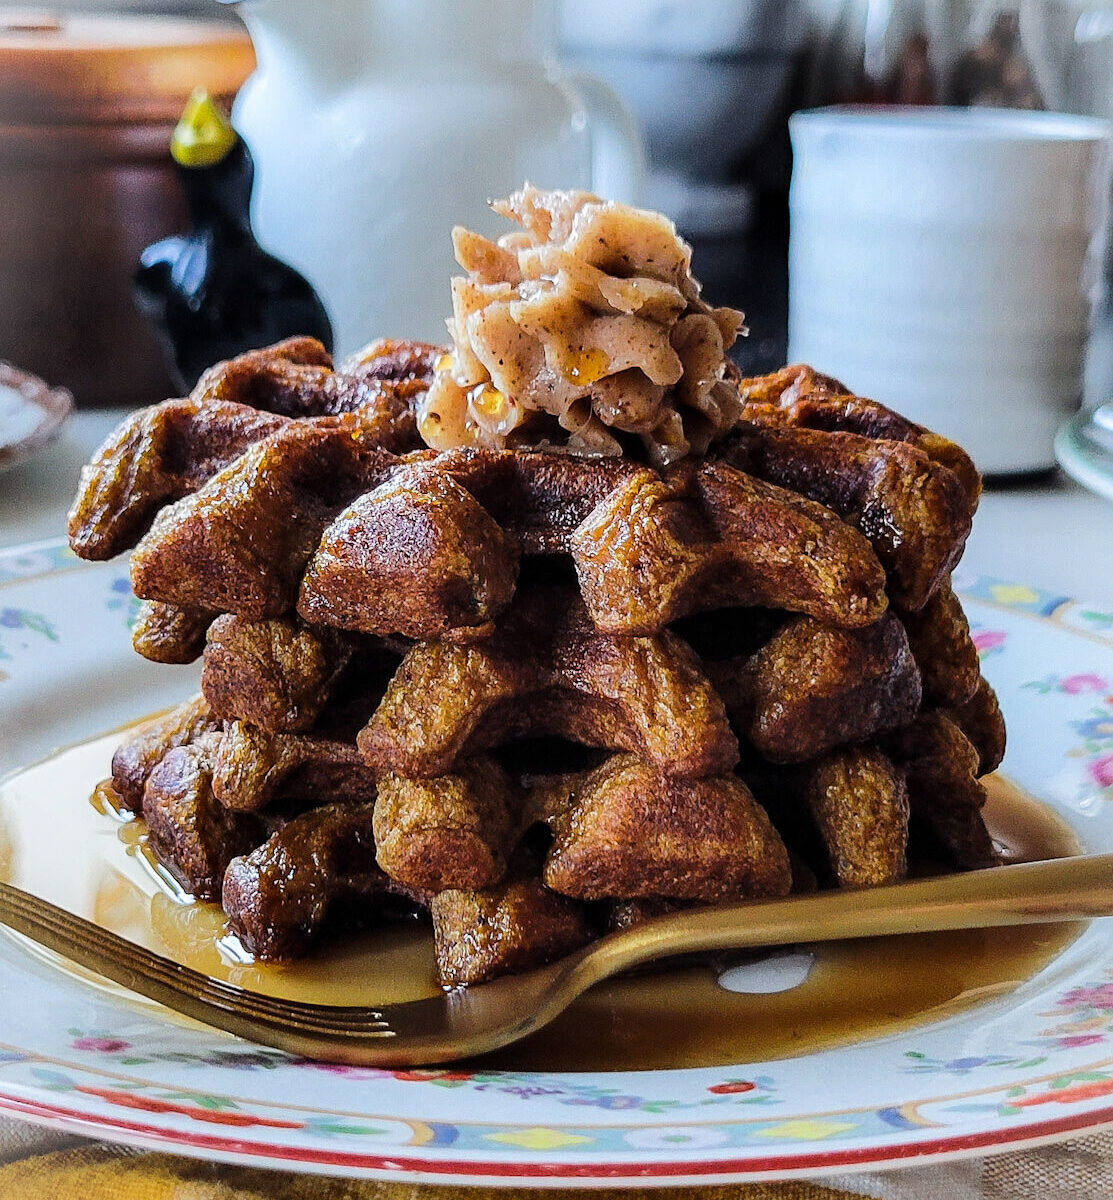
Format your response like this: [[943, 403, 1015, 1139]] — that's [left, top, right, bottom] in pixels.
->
[[136, 90, 333, 394]]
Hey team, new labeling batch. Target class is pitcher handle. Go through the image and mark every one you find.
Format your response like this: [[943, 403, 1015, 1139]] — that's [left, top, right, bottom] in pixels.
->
[[560, 68, 646, 205]]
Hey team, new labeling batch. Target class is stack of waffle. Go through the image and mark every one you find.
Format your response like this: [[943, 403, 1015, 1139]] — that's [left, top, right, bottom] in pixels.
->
[[68, 339, 1002, 988]]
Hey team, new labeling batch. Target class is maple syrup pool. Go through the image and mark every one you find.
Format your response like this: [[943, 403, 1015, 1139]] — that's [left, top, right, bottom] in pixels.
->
[[0, 726, 1084, 1072]]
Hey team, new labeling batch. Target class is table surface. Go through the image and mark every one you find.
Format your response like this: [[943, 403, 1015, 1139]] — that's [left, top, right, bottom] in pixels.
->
[[1, 410, 1111, 604]]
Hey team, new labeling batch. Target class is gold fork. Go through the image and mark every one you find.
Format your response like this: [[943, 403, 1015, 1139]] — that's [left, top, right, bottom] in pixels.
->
[[2, 853, 1112, 1066]]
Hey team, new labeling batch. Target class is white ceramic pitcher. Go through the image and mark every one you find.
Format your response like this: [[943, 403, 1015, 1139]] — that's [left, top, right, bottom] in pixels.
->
[[222, 0, 645, 352]]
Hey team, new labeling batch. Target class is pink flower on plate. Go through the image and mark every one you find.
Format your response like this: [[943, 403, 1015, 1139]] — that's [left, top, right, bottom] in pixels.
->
[[1058, 983, 1113, 1009], [972, 630, 1006, 654], [1088, 754, 1113, 790], [72, 1036, 130, 1053], [1060, 673, 1110, 695]]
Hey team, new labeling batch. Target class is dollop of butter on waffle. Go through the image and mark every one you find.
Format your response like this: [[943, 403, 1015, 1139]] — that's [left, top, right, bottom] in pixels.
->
[[418, 185, 745, 465]]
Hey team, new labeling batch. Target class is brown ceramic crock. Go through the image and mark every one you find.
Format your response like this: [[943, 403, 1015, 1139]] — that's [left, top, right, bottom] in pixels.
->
[[0, 11, 254, 407]]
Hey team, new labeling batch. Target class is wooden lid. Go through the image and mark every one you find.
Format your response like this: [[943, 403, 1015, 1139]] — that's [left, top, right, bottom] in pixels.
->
[[0, 10, 255, 124]]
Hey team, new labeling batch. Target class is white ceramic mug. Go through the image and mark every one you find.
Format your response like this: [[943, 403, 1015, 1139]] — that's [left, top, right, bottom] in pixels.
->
[[788, 107, 1112, 475]]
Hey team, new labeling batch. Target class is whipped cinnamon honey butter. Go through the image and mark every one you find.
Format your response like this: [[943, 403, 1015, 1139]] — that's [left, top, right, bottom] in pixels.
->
[[418, 185, 745, 464]]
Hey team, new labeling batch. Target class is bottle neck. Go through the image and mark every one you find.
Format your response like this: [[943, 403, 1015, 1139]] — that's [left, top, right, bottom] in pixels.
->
[[178, 141, 254, 235]]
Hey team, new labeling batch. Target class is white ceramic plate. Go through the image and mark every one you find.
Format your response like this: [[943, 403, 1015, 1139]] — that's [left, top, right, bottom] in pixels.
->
[[2, 539, 1113, 1186]]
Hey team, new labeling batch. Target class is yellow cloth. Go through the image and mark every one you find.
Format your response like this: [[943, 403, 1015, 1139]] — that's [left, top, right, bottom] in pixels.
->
[[0, 1147, 862, 1200]]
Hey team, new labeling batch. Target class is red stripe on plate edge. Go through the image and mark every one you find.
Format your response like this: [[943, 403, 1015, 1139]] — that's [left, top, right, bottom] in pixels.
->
[[0, 1092, 1113, 1178]]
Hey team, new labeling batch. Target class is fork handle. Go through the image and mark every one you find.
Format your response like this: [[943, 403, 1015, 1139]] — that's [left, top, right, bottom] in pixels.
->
[[590, 853, 1113, 979]]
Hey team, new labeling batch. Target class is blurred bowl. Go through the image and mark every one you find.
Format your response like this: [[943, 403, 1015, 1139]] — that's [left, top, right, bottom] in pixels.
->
[[560, 0, 806, 178], [0, 363, 72, 474]]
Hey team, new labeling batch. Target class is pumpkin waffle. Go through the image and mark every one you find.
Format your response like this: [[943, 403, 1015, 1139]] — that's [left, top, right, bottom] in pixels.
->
[[72, 183, 1006, 992], [796, 746, 910, 888], [431, 867, 594, 989], [114, 695, 794, 983], [743, 700, 999, 891], [700, 611, 922, 763], [902, 581, 983, 708], [944, 676, 1007, 777], [199, 614, 407, 734], [72, 419, 890, 640], [222, 803, 430, 961], [131, 601, 216, 665], [143, 735, 272, 901], [357, 587, 739, 781], [884, 712, 999, 870], [727, 365, 979, 612], [106, 518, 1000, 989], [68, 356, 976, 643], [67, 336, 436, 563]]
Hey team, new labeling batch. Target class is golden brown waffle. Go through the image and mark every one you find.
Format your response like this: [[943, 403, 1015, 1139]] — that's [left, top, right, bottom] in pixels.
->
[[736, 364, 981, 502], [702, 612, 922, 763], [202, 615, 361, 733], [210, 720, 378, 813], [143, 736, 272, 901], [432, 869, 593, 989], [902, 582, 982, 708], [67, 337, 436, 563], [90, 438, 889, 640], [131, 601, 215, 665], [728, 365, 979, 612], [884, 713, 998, 870], [69, 348, 976, 637], [373, 758, 518, 892], [356, 588, 739, 781], [78, 335, 1004, 989], [797, 746, 910, 888], [110, 696, 221, 812], [540, 754, 790, 902], [945, 676, 1007, 776], [116, 692, 796, 982], [222, 803, 429, 961]]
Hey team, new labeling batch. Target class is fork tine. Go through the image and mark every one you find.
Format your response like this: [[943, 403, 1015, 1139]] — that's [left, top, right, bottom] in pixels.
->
[[0, 882, 396, 1036]]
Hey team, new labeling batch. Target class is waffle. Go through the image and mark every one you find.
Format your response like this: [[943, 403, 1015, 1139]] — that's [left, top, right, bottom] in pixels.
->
[[727, 365, 979, 612], [73, 184, 1005, 990], [797, 746, 910, 888], [116, 698, 794, 982], [222, 803, 429, 960], [143, 735, 271, 900], [94, 448, 1000, 987], [111, 695, 221, 812], [77, 430, 890, 644], [902, 582, 981, 707], [111, 540, 1002, 988], [945, 676, 1007, 776], [735, 364, 981, 502], [540, 755, 790, 902], [885, 713, 999, 870], [67, 337, 436, 563], [701, 612, 922, 763], [201, 614, 363, 733], [374, 757, 518, 892], [432, 869, 593, 989], [69, 357, 976, 646], [131, 601, 215, 665], [357, 588, 739, 781]]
